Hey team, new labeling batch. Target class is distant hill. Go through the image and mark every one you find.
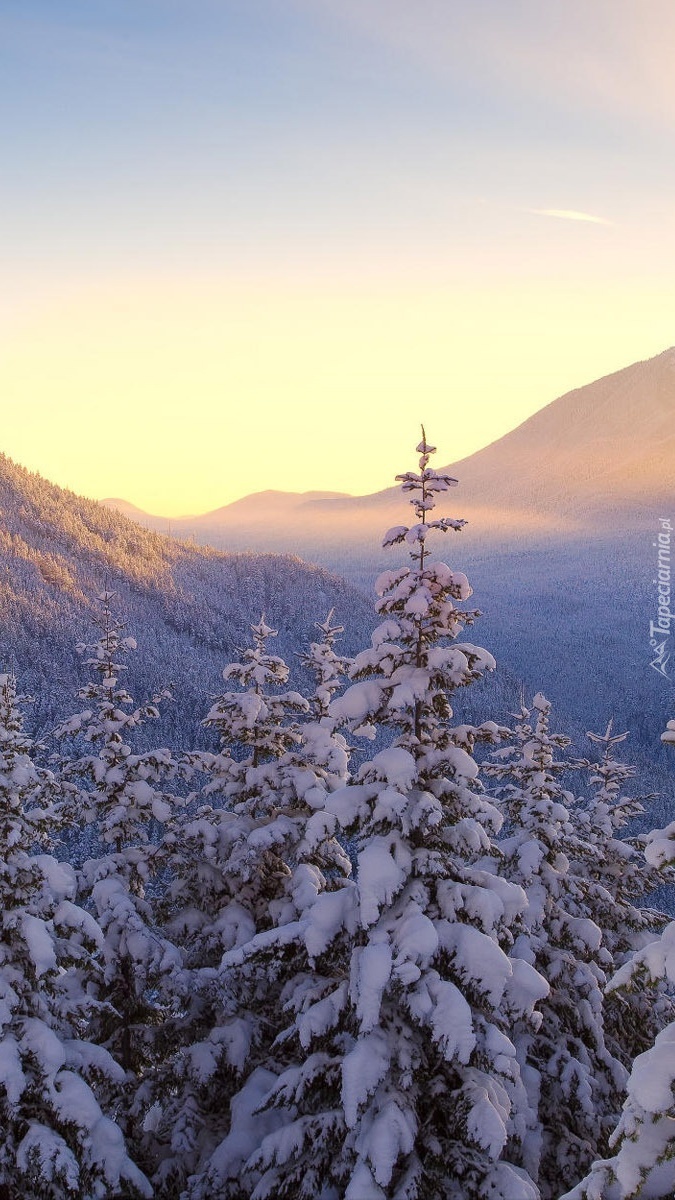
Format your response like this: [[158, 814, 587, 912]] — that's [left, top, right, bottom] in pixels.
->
[[101, 497, 158, 520], [0, 454, 373, 747], [106, 348, 675, 566]]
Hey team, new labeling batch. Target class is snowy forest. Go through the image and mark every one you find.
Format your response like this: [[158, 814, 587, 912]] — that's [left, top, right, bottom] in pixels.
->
[[2, 435, 675, 1200]]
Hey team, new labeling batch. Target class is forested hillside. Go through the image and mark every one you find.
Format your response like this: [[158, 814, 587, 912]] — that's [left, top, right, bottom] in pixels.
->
[[0, 452, 374, 745]]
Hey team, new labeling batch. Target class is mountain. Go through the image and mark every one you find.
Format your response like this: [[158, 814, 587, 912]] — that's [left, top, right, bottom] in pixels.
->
[[438, 344, 675, 529], [101, 498, 158, 521], [194, 489, 350, 521], [107, 348, 675, 565], [0, 454, 374, 747]]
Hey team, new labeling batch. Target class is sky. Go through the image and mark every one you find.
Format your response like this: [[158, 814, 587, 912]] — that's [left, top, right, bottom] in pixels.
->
[[2, 0, 675, 516]]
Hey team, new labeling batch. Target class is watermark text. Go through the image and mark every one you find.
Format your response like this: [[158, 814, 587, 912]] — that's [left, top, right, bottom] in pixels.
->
[[649, 517, 673, 678]]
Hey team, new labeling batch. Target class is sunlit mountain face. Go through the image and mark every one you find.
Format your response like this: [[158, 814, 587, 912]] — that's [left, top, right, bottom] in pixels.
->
[[105, 347, 675, 559]]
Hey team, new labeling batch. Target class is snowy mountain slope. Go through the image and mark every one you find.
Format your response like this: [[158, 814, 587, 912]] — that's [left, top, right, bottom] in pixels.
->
[[438, 345, 675, 526], [320, 344, 675, 532], [0, 453, 373, 746], [106, 347, 675, 557]]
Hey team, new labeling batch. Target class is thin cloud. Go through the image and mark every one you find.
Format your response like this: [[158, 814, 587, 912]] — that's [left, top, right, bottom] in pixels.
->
[[526, 208, 613, 226]]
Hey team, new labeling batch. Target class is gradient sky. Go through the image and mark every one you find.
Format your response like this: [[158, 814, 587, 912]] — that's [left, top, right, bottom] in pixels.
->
[[2, 0, 675, 515]]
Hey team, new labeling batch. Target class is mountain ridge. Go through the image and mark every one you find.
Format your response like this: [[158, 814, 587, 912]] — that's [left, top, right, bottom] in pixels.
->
[[103, 348, 675, 549]]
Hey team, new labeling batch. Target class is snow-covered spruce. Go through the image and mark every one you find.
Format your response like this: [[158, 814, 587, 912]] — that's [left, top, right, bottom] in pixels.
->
[[54, 593, 180, 1170], [234, 433, 546, 1200], [483, 696, 629, 1199], [150, 615, 353, 1198], [562, 720, 675, 1200], [298, 609, 353, 725], [574, 723, 674, 1070], [0, 673, 150, 1198]]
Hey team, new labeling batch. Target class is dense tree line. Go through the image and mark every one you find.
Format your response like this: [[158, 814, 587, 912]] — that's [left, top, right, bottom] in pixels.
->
[[0, 437, 673, 1198]]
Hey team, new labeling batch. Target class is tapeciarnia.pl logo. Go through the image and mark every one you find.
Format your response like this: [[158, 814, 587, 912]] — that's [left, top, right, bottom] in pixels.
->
[[649, 517, 673, 679]]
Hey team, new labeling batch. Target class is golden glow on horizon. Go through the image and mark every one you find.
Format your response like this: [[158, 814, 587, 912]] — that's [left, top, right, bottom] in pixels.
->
[[1, 273, 674, 517], [3, 3, 675, 517]]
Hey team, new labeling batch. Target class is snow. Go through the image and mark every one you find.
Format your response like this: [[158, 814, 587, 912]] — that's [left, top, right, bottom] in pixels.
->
[[661, 718, 675, 745], [609, 920, 675, 992], [87, 1115, 153, 1196], [644, 819, 675, 867], [34, 854, 77, 901], [341, 1030, 390, 1127], [488, 1162, 540, 1200], [392, 901, 439, 964], [562, 913, 603, 953], [629, 1022, 675, 1113], [352, 941, 393, 1031], [206, 1068, 288, 1185], [0, 1035, 25, 1105], [63, 1039, 125, 1083], [440, 922, 512, 1005], [503, 956, 549, 1012], [439, 742, 479, 779], [382, 525, 407, 548], [427, 975, 476, 1062], [16, 1124, 80, 1191], [357, 838, 410, 926], [21, 1018, 67, 1076], [369, 747, 417, 789], [51, 1070, 103, 1129], [330, 680, 382, 725], [344, 1161, 387, 1199], [466, 1087, 508, 1157], [304, 888, 356, 959], [296, 983, 348, 1048], [362, 1099, 416, 1187], [22, 914, 57, 977], [53, 899, 104, 949], [188, 1021, 252, 1078]]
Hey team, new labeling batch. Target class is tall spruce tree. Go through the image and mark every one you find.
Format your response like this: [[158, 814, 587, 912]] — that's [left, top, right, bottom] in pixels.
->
[[484, 695, 628, 1198], [54, 592, 180, 1173], [562, 718, 675, 1200], [235, 433, 546, 1200], [0, 672, 151, 1198], [150, 615, 353, 1198], [574, 723, 673, 1070], [298, 610, 353, 722]]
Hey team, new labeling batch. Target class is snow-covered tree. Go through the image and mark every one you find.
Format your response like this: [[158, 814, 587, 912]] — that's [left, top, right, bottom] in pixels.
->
[[0, 672, 151, 1198], [562, 718, 675, 1200], [54, 592, 180, 1166], [149, 614, 353, 1197], [235, 433, 546, 1200], [298, 609, 353, 722], [484, 694, 628, 1198], [574, 722, 673, 1069]]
